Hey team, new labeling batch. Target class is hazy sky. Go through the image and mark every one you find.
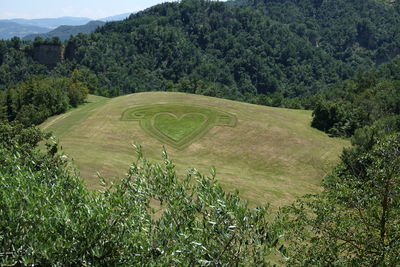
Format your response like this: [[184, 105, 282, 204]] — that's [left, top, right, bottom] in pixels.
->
[[0, 0, 174, 19]]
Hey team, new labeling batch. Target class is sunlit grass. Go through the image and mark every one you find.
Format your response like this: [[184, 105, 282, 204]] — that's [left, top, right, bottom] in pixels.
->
[[40, 92, 349, 207]]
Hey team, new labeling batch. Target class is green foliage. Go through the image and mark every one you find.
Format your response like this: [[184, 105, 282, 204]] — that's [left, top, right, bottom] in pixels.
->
[[0, 74, 89, 126], [311, 100, 361, 137], [0, 122, 49, 152], [70, 68, 101, 95], [250, 0, 400, 66], [57, 0, 400, 104], [67, 71, 90, 107], [63, 0, 349, 102], [311, 57, 400, 137], [31, 36, 62, 47], [280, 133, 400, 266], [0, 39, 48, 92], [0, 122, 279, 265], [3, 0, 400, 109]]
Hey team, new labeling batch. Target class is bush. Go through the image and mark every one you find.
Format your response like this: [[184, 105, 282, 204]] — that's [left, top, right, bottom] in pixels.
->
[[0, 123, 280, 265], [0, 74, 89, 126], [281, 133, 400, 266]]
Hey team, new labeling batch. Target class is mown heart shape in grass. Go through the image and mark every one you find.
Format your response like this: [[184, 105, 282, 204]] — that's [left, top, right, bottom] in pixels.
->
[[153, 113, 207, 142], [121, 104, 237, 149]]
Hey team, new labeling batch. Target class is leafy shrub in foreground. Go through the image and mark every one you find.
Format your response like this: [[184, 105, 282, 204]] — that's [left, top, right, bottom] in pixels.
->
[[281, 133, 400, 266], [0, 123, 279, 265]]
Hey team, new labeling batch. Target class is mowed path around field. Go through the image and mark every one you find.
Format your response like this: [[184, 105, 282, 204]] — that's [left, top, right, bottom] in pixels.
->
[[40, 92, 349, 207]]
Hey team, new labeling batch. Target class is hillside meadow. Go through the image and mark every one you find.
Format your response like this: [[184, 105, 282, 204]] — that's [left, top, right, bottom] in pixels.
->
[[40, 92, 349, 207]]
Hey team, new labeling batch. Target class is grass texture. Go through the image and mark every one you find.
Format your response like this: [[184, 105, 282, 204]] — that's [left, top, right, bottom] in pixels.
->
[[121, 104, 236, 149], [40, 92, 349, 207]]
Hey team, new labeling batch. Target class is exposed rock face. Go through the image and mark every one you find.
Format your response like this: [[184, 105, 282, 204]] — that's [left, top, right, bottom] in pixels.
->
[[32, 44, 64, 68]]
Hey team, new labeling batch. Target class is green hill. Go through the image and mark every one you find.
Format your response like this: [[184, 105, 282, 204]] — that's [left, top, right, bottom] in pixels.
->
[[40, 92, 348, 207], [65, 0, 347, 99], [61, 0, 400, 103]]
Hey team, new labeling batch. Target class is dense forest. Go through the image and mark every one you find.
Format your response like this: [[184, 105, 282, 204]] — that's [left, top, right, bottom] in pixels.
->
[[64, 0, 348, 101], [1, 0, 400, 265], [311, 57, 400, 139], [2, 0, 400, 106], [64, 0, 400, 102], [1, 0, 399, 136], [0, 72, 89, 126]]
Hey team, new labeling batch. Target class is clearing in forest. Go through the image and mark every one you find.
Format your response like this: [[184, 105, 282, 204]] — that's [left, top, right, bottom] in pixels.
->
[[41, 92, 348, 207]]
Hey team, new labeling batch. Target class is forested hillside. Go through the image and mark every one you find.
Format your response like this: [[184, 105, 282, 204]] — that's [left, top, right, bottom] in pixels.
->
[[60, 0, 400, 103], [240, 0, 400, 67], [311, 57, 400, 138], [1, 0, 400, 265], [1, 0, 400, 133], [0, 38, 48, 91], [2, 0, 400, 106], [64, 0, 348, 102]]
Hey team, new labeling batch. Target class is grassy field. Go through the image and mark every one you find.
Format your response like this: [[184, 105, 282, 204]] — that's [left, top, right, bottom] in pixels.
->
[[40, 92, 349, 207], [121, 104, 236, 149]]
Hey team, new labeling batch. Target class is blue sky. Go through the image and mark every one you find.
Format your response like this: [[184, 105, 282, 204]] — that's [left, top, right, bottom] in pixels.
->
[[0, 0, 174, 19]]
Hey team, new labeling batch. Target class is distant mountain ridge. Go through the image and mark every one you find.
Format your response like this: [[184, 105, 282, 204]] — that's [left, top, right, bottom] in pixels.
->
[[5, 17, 92, 29], [0, 13, 133, 40], [0, 21, 49, 39], [99, 13, 131, 22], [23, 21, 106, 41]]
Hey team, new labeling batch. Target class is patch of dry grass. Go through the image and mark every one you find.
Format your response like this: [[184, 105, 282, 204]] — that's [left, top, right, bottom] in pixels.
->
[[40, 92, 349, 208]]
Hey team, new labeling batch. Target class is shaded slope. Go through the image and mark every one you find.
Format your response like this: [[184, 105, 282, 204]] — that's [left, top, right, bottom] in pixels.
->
[[238, 0, 400, 66], [63, 0, 400, 102], [65, 0, 348, 99]]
